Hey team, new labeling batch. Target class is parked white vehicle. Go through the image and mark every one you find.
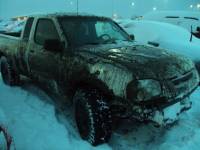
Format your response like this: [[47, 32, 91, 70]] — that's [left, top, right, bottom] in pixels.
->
[[0, 19, 25, 33], [116, 19, 200, 75], [0, 19, 12, 32], [143, 11, 200, 38]]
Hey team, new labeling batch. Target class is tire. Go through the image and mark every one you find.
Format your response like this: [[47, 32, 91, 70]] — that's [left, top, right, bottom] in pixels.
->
[[0, 56, 20, 86], [74, 88, 112, 146]]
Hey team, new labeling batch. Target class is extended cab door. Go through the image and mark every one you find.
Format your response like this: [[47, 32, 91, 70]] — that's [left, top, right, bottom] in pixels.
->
[[17, 17, 34, 75], [27, 18, 63, 81]]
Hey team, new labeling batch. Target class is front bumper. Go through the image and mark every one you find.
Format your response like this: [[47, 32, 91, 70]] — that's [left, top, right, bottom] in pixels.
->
[[152, 98, 192, 125], [125, 69, 199, 124], [163, 69, 199, 102], [133, 68, 199, 106]]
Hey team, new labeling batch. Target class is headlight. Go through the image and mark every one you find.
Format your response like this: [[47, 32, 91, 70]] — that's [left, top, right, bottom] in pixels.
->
[[136, 79, 161, 101]]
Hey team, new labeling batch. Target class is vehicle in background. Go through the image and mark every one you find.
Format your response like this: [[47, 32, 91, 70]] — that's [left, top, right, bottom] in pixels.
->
[[0, 17, 26, 34], [117, 19, 200, 77], [0, 13, 199, 146], [0, 19, 13, 33], [143, 11, 200, 39]]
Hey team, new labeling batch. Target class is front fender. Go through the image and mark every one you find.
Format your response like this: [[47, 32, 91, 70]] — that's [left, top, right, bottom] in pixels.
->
[[89, 62, 133, 98]]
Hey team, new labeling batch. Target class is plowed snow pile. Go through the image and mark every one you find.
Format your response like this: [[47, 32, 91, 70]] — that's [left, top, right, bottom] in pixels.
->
[[0, 75, 200, 150]]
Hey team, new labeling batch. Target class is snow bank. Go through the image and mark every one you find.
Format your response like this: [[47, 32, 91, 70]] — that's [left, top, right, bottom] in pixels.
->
[[0, 75, 200, 150], [0, 76, 111, 150]]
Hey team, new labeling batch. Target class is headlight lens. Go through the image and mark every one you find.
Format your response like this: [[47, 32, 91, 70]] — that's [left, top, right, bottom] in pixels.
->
[[136, 79, 161, 101]]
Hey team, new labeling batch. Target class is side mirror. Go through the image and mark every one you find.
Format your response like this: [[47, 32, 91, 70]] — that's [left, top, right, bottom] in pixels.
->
[[129, 34, 135, 41], [44, 39, 64, 52]]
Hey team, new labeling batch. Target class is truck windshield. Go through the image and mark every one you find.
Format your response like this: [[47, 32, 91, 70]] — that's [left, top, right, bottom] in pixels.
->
[[58, 17, 130, 47]]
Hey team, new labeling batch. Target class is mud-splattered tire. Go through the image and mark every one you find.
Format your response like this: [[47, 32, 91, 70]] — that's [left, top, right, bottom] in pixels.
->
[[74, 89, 112, 146], [0, 56, 20, 86]]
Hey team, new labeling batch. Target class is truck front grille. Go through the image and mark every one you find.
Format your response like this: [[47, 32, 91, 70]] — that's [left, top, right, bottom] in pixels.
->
[[171, 71, 193, 85], [163, 69, 199, 101]]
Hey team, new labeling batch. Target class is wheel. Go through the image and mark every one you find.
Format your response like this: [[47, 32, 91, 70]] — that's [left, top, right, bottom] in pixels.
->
[[0, 56, 20, 86], [73, 88, 112, 146]]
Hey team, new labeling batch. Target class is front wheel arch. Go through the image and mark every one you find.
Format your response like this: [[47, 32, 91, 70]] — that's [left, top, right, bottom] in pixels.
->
[[71, 78, 114, 103]]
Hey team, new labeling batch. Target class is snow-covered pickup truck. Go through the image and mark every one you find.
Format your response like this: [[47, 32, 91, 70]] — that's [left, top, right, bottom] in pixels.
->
[[117, 19, 200, 78], [0, 13, 199, 146]]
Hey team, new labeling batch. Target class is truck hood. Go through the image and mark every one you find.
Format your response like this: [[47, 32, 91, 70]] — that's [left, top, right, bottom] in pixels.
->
[[76, 42, 195, 80]]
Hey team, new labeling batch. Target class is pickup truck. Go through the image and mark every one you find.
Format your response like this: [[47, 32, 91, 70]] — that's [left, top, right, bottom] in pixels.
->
[[0, 13, 199, 146]]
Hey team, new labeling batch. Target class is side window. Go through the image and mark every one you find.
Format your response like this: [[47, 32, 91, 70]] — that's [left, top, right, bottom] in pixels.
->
[[35, 19, 59, 45], [23, 17, 34, 40]]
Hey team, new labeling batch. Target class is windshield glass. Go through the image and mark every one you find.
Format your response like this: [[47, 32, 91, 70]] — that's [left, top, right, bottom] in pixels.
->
[[58, 17, 130, 47]]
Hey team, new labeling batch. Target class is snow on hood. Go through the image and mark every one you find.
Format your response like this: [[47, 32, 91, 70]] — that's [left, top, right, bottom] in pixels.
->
[[77, 42, 194, 79]]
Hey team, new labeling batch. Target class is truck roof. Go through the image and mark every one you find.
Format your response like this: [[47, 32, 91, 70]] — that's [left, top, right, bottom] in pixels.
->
[[27, 12, 111, 20]]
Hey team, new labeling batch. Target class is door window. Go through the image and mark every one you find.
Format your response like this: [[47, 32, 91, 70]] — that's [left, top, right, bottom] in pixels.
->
[[35, 19, 59, 45]]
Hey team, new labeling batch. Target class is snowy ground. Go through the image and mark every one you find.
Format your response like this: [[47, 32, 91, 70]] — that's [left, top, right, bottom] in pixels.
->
[[0, 75, 200, 150]]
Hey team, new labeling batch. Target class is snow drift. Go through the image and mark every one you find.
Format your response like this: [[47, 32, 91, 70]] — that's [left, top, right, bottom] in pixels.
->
[[0, 75, 200, 150], [0, 76, 111, 150]]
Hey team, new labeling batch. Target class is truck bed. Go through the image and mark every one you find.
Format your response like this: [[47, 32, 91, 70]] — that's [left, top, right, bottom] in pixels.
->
[[0, 31, 21, 37], [0, 33, 21, 53]]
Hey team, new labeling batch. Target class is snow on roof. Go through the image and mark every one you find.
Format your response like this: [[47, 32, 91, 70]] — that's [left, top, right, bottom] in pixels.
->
[[143, 11, 200, 20], [142, 11, 200, 36], [26, 12, 110, 20]]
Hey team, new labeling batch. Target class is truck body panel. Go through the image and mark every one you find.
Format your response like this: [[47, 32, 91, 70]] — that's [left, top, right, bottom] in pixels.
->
[[0, 13, 199, 123]]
